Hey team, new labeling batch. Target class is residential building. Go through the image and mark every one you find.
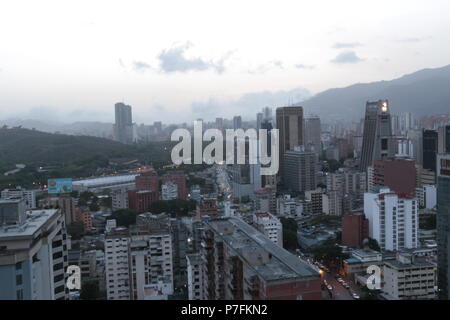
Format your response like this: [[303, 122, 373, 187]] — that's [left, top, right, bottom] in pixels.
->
[[201, 217, 322, 300], [382, 251, 437, 300], [128, 190, 158, 213], [364, 187, 419, 251], [371, 158, 417, 196], [162, 171, 187, 200], [105, 228, 130, 300], [1, 187, 36, 209], [186, 253, 203, 300], [161, 181, 178, 200], [252, 212, 283, 247], [0, 202, 69, 300], [254, 186, 276, 214]]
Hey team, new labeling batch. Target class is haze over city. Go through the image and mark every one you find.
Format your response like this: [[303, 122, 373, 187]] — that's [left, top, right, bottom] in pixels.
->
[[2, 0, 450, 123]]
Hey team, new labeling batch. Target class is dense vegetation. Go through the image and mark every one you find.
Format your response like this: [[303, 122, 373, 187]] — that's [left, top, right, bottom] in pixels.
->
[[280, 217, 299, 250], [0, 128, 175, 189]]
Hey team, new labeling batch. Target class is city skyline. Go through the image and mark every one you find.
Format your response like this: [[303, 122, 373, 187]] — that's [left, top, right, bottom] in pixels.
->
[[2, 0, 450, 123]]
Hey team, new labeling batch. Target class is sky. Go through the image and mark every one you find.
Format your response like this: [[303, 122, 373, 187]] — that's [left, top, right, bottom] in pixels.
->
[[1, 0, 450, 124]]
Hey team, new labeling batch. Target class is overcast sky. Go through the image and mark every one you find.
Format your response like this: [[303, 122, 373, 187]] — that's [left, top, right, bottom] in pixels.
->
[[1, 0, 450, 123]]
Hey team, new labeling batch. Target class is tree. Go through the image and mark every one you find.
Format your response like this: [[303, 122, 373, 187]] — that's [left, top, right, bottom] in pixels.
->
[[367, 238, 381, 252], [111, 209, 137, 227], [67, 221, 85, 240], [80, 280, 100, 300], [280, 217, 299, 250]]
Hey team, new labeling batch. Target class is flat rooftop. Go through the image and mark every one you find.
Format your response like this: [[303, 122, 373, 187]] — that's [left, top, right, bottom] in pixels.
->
[[73, 174, 139, 187], [0, 209, 58, 239], [207, 217, 319, 282]]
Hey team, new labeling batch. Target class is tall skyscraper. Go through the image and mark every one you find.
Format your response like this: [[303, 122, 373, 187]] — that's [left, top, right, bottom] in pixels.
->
[[283, 146, 316, 193], [437, 154, 450, 299], [276, 106, 304, 181], [256, 112, 263, 130], [438, 125, 450, 154], [360, 100, 394, 172], [114, 102, 133, 144], [233, 116, 242, 130], [423, 129, 438, 172], [304, 115, 321, 155]]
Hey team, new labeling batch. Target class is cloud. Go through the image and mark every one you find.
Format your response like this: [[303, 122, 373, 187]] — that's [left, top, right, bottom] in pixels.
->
[[332, 42, 362, 49], [190, 87, 311, 120], [248, 60, 284, 74], [295, 64, 315, 70], [398, 36, 432, 43], [132, 61, 152, 72], [331, 51, 363, 64], [157, 42, 227, 74]]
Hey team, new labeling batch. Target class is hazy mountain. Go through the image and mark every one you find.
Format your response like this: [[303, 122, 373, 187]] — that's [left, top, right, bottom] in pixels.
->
[[301, 64, 450, 121]]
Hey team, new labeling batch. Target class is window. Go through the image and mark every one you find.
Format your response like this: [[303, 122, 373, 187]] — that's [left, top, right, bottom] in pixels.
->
[[15, 262, 22, 270], [16, 274, 23, 286], [16, 289, 23, 300]]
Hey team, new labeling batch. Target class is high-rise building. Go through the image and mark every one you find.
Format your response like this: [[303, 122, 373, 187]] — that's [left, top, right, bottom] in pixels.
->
[[256, 112, 263, 130], [423, 129, 438, 172], [283, 147, 316, 193], [437, 154, 450, 299], [364, 187, 419, 251], [186, 253, 203, 300], [276, 106, 304, 180], [105, 227, 131, 300], [360, 100, 394, 172], [438, 125, 450, 154], [128, 190, 159, 213], [0, 201, 69, 300], [304, 115, 321, 155], [201, 217, 322, 300], [114, 102, 133, 144], [233, 116, 242, 130]]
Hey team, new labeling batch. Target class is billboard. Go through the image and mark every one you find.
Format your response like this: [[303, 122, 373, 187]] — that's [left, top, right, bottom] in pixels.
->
[[48, 178, 73, 194]]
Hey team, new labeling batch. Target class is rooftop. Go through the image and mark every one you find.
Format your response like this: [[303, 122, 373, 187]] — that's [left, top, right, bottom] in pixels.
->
[[0, 209, 59, 239], [207, 217, 319, 282]]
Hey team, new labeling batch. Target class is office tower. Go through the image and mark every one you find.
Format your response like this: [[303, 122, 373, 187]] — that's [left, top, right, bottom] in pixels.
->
[[114, 102, 133, 144], [415, 185, 437, 209], [342, 213, 369, 248], [438, 125, 450, 154], [233, 116, 242, 130], [256, 112, 263, 130], [370, 158, 417, 196], [161, 181, 178, 200], [154, 121, 162, 134], [262, 106, 272, 121], [423, 129, 438, 172], [0, 201, 68, 300], [382, 252, 437, 300], [283, 147, 316, 193], [1, 187, 36, 209], [252, 212, 283, 247], [105, 227, 130, 300], [215, 117, 223, 129], [360, 100, 394, 172], [276, 106, 304, 179], [231, 163, 261, 201], [304, 189, 325, 214], [162, 171, 187, 200], [201, 217, 321, 300], [437, 154, 450, 299], [364, 187, 419, 251], [304, 115, 321, 155]]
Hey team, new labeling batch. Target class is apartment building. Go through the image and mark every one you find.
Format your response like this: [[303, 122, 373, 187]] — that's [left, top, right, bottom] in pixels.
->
[[382, 252, 437, 300], [201, 217, 321, 300], [0, 200, 69, 300], [186, 253, 203, 300], [364, 187, 419, 251], [105, 228, 130, 300], [252, 212, 283, 247]]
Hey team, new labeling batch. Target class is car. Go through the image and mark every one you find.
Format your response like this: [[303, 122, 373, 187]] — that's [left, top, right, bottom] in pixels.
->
[[352, 293, 360, 299], [344, 284, 350, 289]]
